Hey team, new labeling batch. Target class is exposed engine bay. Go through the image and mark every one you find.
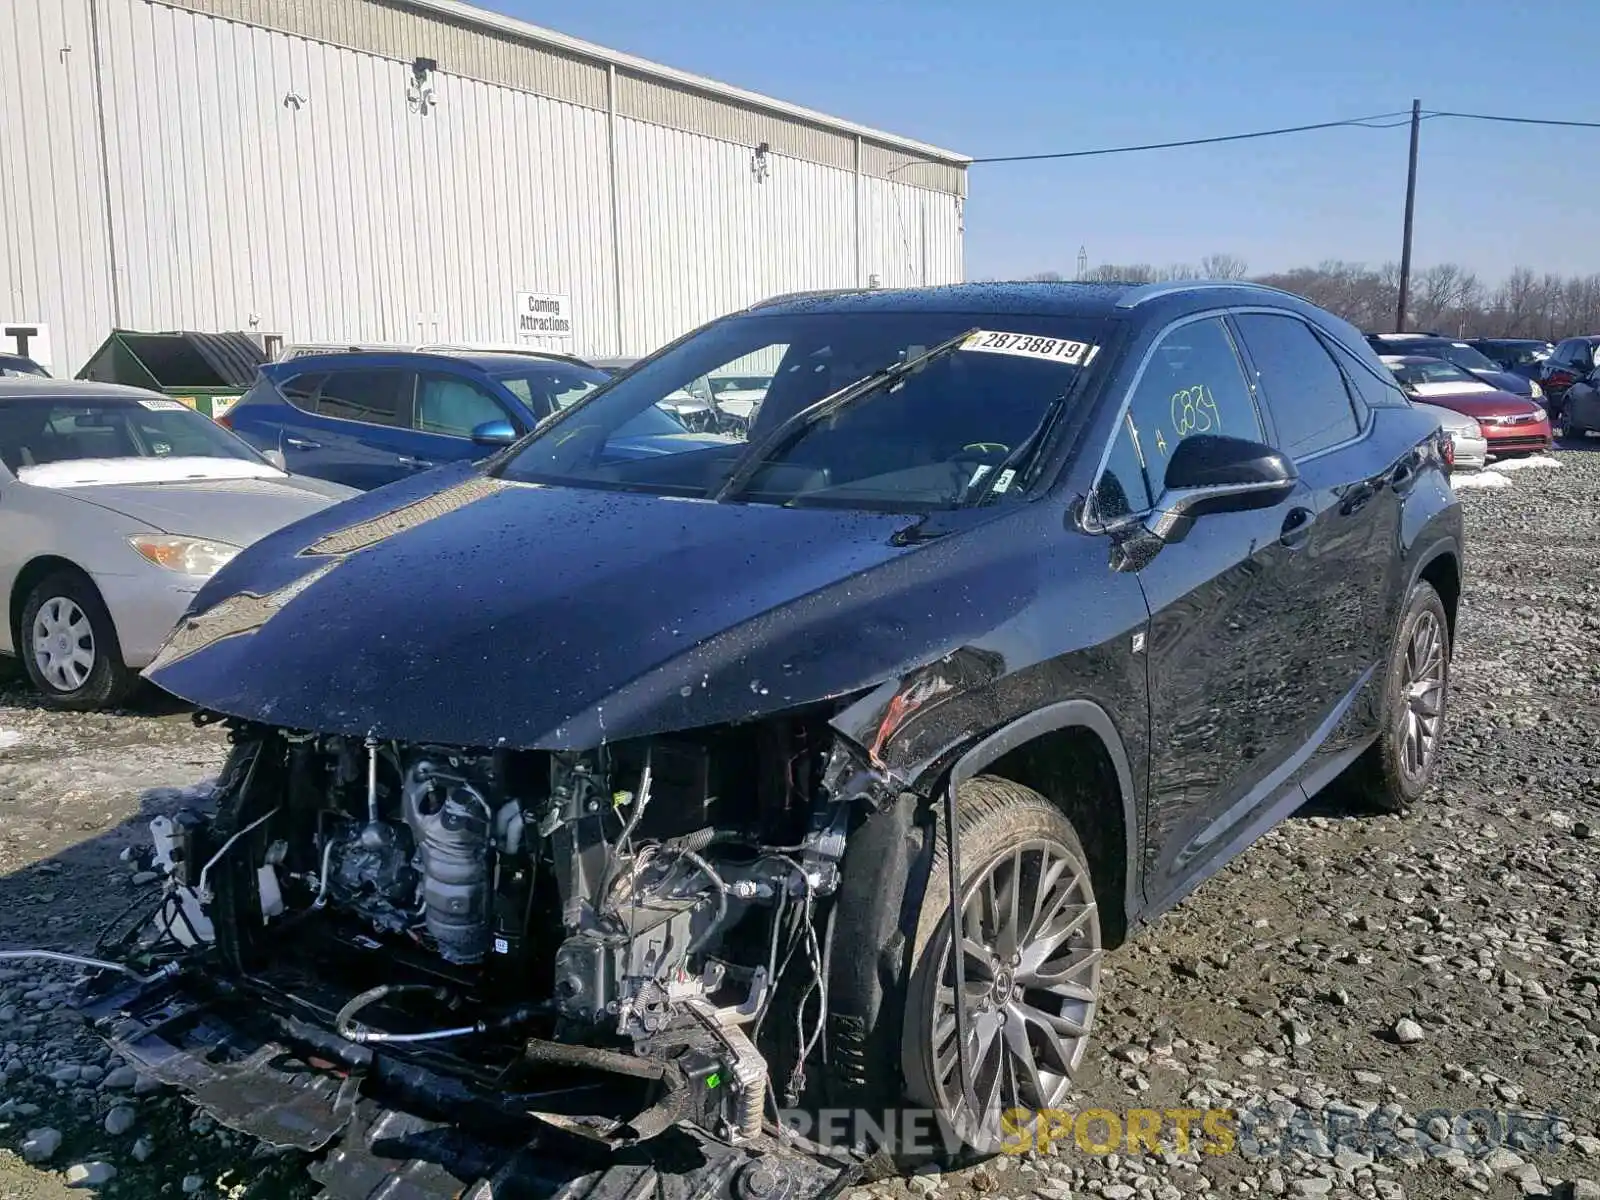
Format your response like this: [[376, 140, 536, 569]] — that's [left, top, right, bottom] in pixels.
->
[[96, 711, 901, 1192]]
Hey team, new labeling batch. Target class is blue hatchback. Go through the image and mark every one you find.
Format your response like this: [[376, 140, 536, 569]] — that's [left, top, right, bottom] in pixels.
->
[[223, 350, 725, 490]]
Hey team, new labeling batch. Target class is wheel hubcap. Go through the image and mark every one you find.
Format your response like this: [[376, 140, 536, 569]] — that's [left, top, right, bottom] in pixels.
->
[[930, 839, 1101, 1128], [32, 597, 95, 692], [1399, 610, 1446, 780]]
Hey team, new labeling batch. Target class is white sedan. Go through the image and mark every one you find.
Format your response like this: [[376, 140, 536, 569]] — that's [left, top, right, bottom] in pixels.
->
[[0, 380, 356, 710], [1412, 399, 1488, 473]]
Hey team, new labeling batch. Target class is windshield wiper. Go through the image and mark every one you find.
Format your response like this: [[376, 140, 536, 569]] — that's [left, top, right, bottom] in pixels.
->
[[960, 386, 1075, 508], [710, 327, 980, 503]]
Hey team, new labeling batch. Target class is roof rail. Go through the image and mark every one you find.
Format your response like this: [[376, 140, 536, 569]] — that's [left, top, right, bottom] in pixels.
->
[[1113, 279, 1300, 310], [746, 288, 870, 311]]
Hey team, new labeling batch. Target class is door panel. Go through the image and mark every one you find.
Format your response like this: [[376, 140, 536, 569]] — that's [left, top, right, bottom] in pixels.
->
[[1089, 314, 1292, 904], [1136, 501, 1301, 899], [1231, 313, 1396, 780], [292, 369, 418, 490]]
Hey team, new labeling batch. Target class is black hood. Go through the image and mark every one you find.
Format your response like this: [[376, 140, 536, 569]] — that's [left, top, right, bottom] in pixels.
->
[[144, 464, 1035, 748]]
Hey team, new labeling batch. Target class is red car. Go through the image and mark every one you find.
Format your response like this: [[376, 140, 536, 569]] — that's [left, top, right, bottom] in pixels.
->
[[1381, 355, 1552, 457]]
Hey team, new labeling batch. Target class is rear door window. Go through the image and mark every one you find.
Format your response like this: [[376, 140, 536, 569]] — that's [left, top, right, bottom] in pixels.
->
[[1232, 313, 1360, 459], [1094, 315, 1263, 519], [315, 370, 411, 427]]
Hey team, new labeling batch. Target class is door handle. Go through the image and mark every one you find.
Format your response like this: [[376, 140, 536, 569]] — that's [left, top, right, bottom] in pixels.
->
[[397, 455, 435, 470], [283, 436, 321, 451], [1279, 506, 1314, 549]]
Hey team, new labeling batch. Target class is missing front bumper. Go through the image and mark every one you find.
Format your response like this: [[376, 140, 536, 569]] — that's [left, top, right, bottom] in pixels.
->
[[81, 974, 857, 1200]]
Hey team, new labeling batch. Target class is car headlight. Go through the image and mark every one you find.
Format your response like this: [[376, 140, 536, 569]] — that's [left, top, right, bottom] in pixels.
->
[[1530, 379, 1544, 399], [129, 535, 241, 576]]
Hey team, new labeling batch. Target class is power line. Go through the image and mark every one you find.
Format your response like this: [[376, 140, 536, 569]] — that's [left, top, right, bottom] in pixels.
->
[[965, 110, 1417, 165], [957, 106, 1599, 168], [1426, 109, 1600, 130]]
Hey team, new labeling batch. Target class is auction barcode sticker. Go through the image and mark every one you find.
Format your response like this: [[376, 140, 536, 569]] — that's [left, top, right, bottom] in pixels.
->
[[138, 398, 190, 411], [961, 331, 1100, 366]]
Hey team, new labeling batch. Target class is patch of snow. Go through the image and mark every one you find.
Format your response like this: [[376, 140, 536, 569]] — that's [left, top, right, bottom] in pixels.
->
[[0, 729, 23, 751], [17, 456, 285, 488], [1452, 470, 1513, 490], [1491, 455, 1562, 471]]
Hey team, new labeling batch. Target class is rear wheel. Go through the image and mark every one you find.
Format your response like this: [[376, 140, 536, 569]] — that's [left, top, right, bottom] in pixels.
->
[[19, 571, 137, 711], [894, 778, 1103, 1153], [1356, 581, 1450, 813]]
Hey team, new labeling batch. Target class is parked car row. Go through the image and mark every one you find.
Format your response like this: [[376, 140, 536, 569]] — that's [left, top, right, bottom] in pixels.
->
[[7, 299, 1573, 720], [1377, 354, 1553, 461]]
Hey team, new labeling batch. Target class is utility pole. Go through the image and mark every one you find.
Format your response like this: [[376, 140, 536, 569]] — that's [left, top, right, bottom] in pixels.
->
[[1395, 99, 1421, 333]]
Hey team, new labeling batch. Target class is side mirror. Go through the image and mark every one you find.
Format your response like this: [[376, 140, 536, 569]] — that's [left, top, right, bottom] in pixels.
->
[[470, 419, 517, 447], [1144, 435, 1298, 544], [261, 448, 287, 471]]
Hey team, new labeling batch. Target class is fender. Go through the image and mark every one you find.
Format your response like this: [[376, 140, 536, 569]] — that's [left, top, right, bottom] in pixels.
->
[[1406, 534, 1463, 597], [937, 698, 1143, 933]]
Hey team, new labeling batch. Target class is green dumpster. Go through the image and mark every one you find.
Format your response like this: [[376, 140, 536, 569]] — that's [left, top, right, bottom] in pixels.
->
[[75, 329, 266, 421]]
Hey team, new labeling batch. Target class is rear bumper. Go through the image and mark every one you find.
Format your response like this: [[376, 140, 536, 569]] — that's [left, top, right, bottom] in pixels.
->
[[1447, 432, 1489, 471], [81, 973, 853, 1200]]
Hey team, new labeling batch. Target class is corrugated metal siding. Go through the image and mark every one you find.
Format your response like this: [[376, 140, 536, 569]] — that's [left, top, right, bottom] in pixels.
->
[[0, 0, 115, 373], [859, 177, 965, 290], [146, 0, 964, 193], [614, 120, 859, 355], [5, 0, 965, 373], [147, 0, 608, 110], [91, 0, 617, 363]]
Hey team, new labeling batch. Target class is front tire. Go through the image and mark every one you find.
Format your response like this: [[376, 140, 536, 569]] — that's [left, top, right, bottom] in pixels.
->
[[19, 571, 136, 711], [896, 778, 1103, 1153], [1358, 581, 1451, 813]]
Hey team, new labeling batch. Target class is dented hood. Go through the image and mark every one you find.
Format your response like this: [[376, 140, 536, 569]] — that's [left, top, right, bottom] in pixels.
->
[[143, 463, 1030, 748]]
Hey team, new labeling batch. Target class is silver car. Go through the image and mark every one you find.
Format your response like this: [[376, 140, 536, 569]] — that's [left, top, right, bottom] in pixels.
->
[[0, 380, 357, 710], [1411, 399, 1488, 473]]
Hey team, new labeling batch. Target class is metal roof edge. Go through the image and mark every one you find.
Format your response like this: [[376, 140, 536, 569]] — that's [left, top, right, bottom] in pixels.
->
[[397, 0, 972, 166], [1114, 280, 1304, 309]]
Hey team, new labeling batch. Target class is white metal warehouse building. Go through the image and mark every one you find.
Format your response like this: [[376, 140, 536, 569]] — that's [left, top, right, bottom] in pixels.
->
[[2, 0, 969, 376]]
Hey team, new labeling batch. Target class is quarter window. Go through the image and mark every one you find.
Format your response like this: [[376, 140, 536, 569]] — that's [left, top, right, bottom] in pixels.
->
[[1094, 316, 1261, 519], [1233, 314, 1359, 459], [277, 372, 325, 414]]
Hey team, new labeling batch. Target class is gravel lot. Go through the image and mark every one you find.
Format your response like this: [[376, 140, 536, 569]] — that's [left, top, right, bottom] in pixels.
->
[[0, 446, 1597, 1199]]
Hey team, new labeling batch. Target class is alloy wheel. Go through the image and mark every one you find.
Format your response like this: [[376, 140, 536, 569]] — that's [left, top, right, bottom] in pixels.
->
[[32, 596, 96, 692], [928, 839, 1101, 1128], [1399, 609, 1446, 780]]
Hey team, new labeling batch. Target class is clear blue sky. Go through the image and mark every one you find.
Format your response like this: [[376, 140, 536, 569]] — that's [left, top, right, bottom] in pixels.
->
[[491, 0, 1592, 286]]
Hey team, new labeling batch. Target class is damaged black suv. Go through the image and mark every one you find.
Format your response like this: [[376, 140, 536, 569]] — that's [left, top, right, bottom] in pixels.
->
[[107, 281, 1461, 1193]]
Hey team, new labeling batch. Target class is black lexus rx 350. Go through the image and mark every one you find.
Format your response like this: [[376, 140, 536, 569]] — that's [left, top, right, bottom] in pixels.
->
[[118, 281, 1462, 1178]]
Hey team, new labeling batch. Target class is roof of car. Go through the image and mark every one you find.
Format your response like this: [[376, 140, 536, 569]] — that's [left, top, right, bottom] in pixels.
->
[[743, 279, 1306, 319], [0, 378, 161, 402], [266, 349, 597, 374]]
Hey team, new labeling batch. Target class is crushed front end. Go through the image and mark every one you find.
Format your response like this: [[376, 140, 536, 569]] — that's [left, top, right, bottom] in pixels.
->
[[83, 713, 891, 1200]]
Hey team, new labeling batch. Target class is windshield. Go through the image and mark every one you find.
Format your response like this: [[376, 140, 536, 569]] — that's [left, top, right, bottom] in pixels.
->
[[492, 363, 608, 416], [497, 311, 1108, 511], [0, 395, 264, 474], [1424, 342, 1496, 372], [1384, 358, 1481, 388]]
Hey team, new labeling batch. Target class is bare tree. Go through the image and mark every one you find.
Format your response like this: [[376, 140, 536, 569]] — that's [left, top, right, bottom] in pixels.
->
[[1003, 256, 1596, 337], [1199, 253, 1250, 280]]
